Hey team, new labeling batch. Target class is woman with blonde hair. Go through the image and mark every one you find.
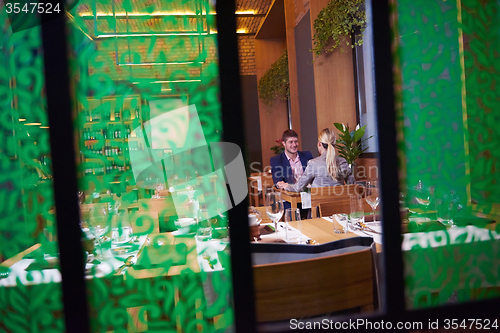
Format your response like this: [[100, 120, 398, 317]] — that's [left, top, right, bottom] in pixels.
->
[[276, 128, 354, 192]]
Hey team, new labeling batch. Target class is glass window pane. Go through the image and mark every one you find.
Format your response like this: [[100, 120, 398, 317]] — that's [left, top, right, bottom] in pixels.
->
[[393, 0, 500, 309], [66, 0, 235, 331], [245, 0, 383, 325], [0, 11, 65, 332]]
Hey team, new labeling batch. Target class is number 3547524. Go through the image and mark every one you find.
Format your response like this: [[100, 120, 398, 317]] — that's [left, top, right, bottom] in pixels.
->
[[5, 3, 61, 14]]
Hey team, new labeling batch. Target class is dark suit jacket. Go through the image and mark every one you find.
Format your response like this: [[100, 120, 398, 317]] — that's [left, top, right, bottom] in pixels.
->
[[270, 151, 314, 185]]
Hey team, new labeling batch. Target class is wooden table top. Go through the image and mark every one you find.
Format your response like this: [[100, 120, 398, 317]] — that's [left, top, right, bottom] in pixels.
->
[[288, 218, 383, 252]]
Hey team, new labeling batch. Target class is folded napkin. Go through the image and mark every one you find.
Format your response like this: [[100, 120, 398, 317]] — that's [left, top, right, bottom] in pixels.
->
[[300, 192, 311, 209], [23, 242, 59, 260], [134, 243, 187, 270]]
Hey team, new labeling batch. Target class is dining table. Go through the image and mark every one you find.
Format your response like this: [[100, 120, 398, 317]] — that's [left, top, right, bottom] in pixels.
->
[[0, 228, 231, 332], [255, 216, 383, 252]]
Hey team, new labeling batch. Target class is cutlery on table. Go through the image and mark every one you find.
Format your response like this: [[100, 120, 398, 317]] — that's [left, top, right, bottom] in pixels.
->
[[357, 222, 381, 234], [116, 255, 136, 275]]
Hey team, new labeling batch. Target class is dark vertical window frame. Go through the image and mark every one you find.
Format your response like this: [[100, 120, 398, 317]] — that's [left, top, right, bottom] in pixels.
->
[[215, 0, 257, 332], [371, 0, 406, 316], [41, 9, 90, 333]]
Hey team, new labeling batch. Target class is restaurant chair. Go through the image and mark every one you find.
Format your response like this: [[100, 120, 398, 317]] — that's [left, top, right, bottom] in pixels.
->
[[310, 184, 365, 218], [319, 199, 376, 217], [248, 172, 275, 207], [252, 238, 378, 330]]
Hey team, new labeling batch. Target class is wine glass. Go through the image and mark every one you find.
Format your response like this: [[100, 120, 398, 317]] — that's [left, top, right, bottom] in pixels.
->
[[365, 181, 380, 225], [265, 191, 284, 237], [88, 215, 110, 260], [414, 180, 431, 221]]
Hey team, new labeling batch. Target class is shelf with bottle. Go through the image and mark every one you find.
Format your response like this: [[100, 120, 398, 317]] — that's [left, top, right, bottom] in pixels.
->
[[78, 95, 143, 176]]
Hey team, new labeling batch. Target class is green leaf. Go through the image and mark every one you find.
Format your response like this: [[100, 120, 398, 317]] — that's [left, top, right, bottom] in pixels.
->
[[333, 122, 344, 132], [353, 126, 366, 142]]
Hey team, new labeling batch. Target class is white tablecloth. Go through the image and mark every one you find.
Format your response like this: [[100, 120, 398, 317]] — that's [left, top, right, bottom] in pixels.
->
[[258, 223, 312, 244]]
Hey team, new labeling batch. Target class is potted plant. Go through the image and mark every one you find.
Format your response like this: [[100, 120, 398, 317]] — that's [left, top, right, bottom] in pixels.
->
[[258, 50, 289, 108], [333, 122, 372, 180], [312, 0, 366, 56]]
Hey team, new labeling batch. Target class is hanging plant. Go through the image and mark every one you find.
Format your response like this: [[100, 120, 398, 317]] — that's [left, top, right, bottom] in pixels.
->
[[312, 0, 366, 56], [258, 50, 289, 107]]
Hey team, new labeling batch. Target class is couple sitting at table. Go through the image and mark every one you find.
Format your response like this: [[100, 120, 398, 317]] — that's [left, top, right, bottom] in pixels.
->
[[271, 128, 354, 195]]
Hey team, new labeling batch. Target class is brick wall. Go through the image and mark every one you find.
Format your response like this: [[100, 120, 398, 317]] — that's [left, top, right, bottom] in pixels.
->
[[238, 35, 256, 76], [89, 35, 218, 81], [88, 35, 256, 79]]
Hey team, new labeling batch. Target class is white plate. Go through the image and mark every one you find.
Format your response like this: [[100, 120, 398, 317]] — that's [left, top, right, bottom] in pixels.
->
[[175, 218, 196, 228]]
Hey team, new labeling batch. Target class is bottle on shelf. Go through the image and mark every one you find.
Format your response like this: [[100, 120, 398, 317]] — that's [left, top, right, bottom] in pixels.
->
[[123, 109, 131, 121], [114, 109, 121, 122]]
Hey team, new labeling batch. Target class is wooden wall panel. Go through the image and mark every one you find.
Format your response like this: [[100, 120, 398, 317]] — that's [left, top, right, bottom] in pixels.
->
[[255, 38, 288, 170], [309, 0, 357, 134]]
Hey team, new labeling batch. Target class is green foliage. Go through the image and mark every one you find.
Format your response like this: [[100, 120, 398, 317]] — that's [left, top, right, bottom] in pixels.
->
[[334, 122, 372, 165], [258, 50, 289, 107], [312, 0, 367, 56]]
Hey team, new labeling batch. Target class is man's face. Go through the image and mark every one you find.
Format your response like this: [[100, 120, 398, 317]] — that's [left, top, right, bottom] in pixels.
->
[[283, 137, 299, 155]]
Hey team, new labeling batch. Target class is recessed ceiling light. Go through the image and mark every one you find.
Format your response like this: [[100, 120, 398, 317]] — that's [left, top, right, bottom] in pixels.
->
[[24, 123, 42, 126], [40, 126, 49, 129], [19, 118, 26, 122]]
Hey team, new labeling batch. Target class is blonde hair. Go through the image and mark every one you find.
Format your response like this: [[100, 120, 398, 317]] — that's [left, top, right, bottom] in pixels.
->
[[318, 128, 338, 180]]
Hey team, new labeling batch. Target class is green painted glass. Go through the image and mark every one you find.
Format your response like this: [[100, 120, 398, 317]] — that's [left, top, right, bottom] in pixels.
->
[[394, 0, 500, 309], [0, 9, 65, 333], [68, 0, 235, 331]]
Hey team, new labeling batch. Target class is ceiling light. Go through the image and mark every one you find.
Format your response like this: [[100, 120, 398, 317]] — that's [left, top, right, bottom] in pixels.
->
[[132, 79, 201, 84], [235, 10, 255, 15], [24, 123, 42, 126], [19, 118, 26, 122], [97, 32, 208, 38], [40, 126, 49, 128], [119, 61, 201, 66], [152, 80, 201, 83]]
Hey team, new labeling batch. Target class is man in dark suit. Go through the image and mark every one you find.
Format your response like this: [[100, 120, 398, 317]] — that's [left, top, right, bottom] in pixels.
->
[[270, 130, 313, 211]]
